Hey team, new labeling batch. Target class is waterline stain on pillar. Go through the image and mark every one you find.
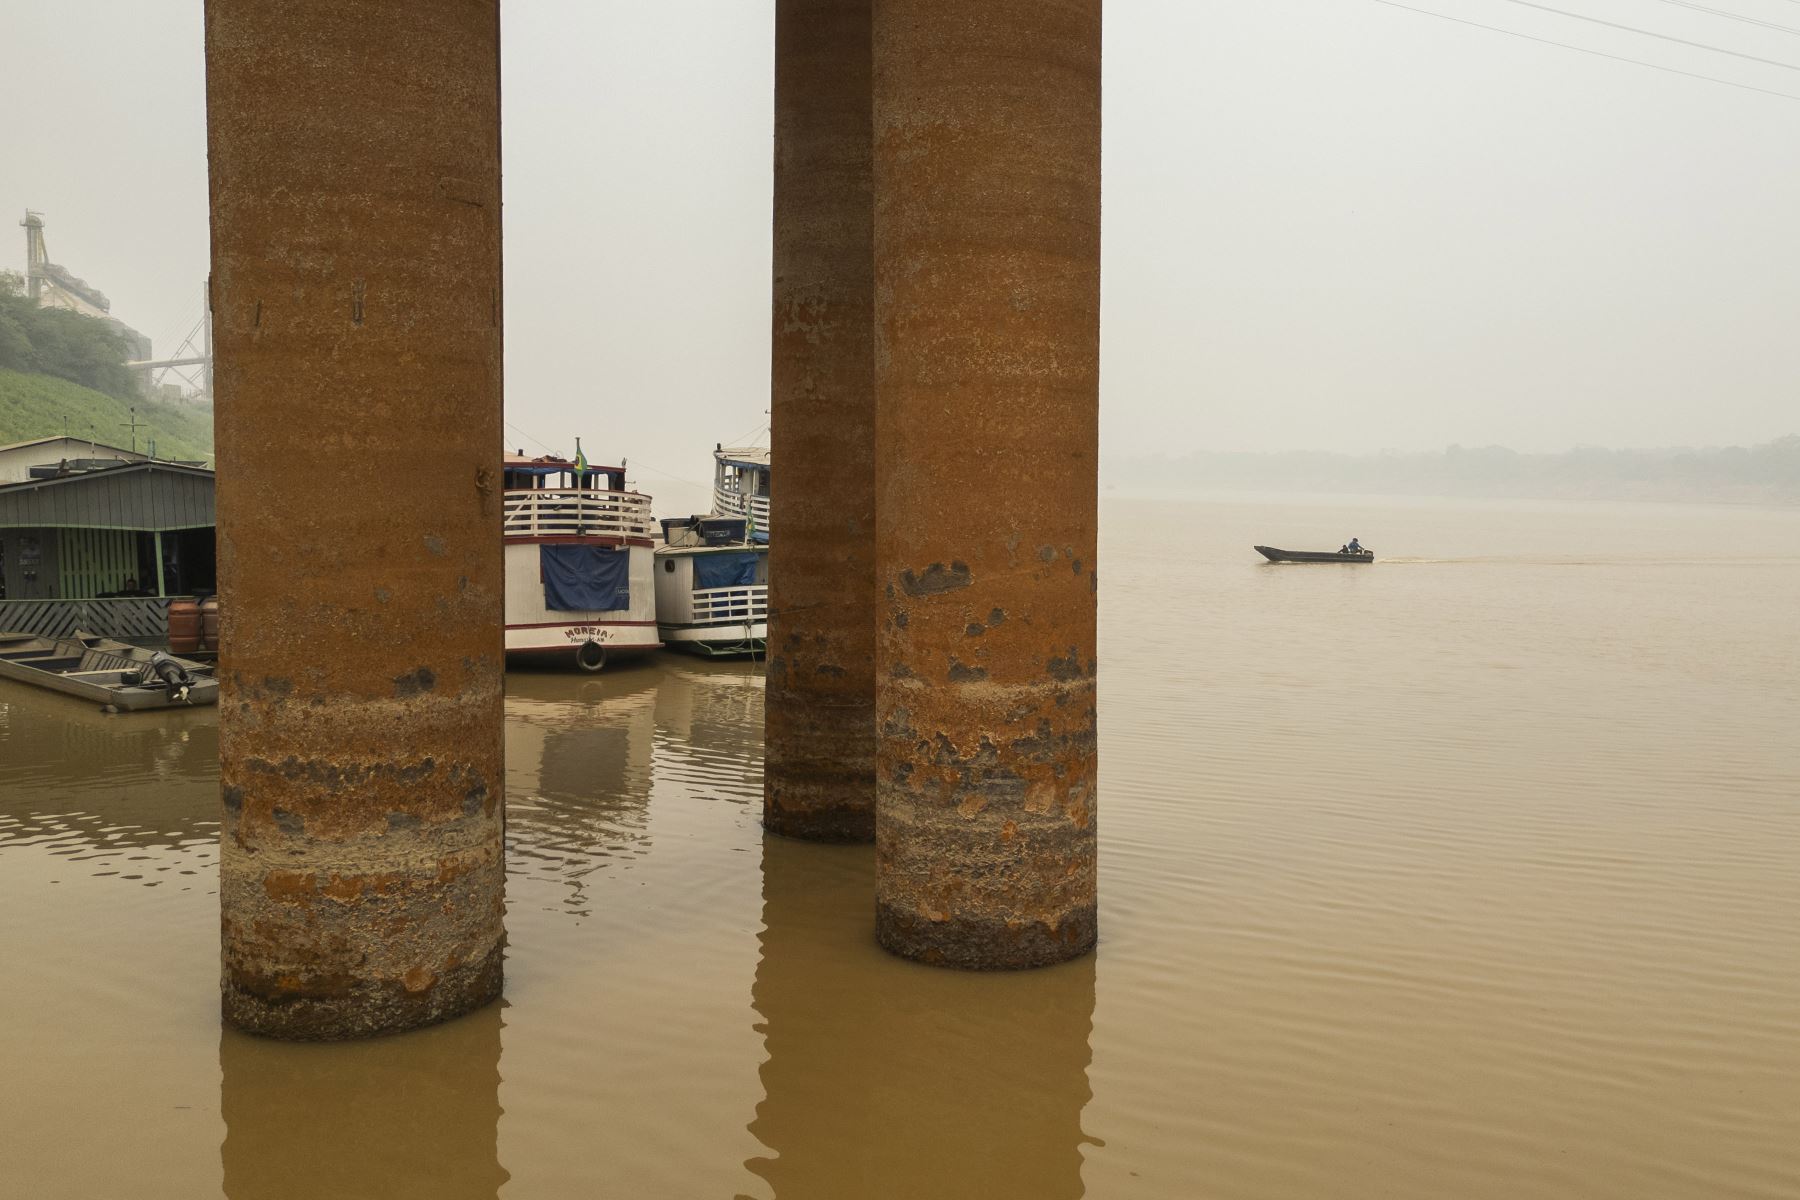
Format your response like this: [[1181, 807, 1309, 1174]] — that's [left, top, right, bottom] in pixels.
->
[[872, 0, 1101, 968], [206, 0, 506, 1038], [765, 0, 878, 843]]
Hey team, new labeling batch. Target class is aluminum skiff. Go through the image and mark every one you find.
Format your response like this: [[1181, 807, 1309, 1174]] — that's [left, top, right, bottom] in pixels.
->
[[0, 631, 219, 710]]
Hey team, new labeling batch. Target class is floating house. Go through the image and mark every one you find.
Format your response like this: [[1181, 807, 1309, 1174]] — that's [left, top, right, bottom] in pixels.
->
[[0, 459, 216, 640]]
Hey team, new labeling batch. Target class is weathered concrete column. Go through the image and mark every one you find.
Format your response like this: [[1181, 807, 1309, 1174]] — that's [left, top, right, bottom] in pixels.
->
[[872, 0, 1101, 968], [207, 0, 506, 1038], [764, 0, 878, 842]]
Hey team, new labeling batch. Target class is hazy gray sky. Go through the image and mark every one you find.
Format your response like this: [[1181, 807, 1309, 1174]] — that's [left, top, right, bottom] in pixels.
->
[[5, 0, 1797, 502]]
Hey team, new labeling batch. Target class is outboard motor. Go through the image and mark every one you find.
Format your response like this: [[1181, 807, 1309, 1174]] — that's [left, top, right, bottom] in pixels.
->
[[133, 651, 197, 703]]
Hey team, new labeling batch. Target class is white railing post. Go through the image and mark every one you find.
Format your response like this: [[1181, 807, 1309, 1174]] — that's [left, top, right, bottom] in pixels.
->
[[501, 489, 654, 540]]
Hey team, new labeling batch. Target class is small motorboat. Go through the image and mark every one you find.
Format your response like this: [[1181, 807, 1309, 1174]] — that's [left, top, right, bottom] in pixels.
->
[[1254, 545, 1375, 564], [0, 630, 220, 710]]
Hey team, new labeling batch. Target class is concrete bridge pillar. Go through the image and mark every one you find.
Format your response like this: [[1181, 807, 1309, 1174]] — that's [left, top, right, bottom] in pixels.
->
[[206, 0, 506, 1037], [871, 0, 1102, 967], [764, 0, 879, 842]]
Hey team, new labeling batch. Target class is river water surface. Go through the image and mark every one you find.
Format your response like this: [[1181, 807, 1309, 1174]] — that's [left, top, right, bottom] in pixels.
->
[[3, 493, 1797, 1198]]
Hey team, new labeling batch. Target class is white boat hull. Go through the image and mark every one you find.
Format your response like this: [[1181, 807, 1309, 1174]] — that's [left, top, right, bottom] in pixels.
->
[[505, 540, 660, 668], [652, 543, 769, 657], [659, 620, 769, 646]]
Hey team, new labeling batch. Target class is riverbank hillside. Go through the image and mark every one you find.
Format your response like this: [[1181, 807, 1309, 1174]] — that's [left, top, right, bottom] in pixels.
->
[[0, 369, 213, 465]]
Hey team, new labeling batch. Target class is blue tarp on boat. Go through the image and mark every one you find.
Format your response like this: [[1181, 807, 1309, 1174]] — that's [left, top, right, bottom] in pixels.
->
[[541, 544, 632, 612], [693, 552, 760, 590]]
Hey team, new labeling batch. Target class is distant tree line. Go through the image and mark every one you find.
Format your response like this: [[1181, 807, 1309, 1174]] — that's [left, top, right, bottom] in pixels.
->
[[1111, 437, 1800, 505], [0, 269, 138, 400]]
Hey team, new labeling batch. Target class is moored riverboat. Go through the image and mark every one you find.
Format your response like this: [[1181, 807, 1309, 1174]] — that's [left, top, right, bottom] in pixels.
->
[[504, 452, 661, 670], [0, 630, 218, 710], [1254, 545, 1376, 564], [710, 446, 770, 542], [653, 514, 768, 657]]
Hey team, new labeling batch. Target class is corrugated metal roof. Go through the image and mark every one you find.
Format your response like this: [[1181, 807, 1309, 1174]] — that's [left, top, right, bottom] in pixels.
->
[[0, 435, 143, 457], [0, 461, 215, 531]]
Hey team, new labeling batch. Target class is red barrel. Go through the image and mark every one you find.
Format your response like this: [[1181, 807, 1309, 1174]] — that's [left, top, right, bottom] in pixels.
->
[[201, 596, 222, 652], [168, 599, 202, 655]]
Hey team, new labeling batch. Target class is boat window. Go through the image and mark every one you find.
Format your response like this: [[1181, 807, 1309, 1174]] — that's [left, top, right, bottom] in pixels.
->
[[663, 559, 676, 573]]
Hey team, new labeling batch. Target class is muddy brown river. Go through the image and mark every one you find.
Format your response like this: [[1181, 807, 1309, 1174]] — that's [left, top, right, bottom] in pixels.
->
[[3, 494, 1797, 1198]]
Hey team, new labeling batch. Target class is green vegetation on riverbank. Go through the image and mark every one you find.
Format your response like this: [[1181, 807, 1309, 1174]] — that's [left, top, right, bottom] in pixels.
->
[[0, 269, 139, 399], [0, 368, 214, 464]]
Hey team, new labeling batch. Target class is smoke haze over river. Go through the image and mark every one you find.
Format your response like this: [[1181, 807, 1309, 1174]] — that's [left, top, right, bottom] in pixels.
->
[[4, 494, 1797, 1198]]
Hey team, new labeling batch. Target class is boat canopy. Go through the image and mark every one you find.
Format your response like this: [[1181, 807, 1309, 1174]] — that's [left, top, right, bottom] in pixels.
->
[[693, 551, 760, 589], [503, 453, 625, 493]]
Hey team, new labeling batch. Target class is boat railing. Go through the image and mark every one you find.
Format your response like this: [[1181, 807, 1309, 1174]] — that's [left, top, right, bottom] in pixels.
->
[[690, 584, 769, 627], [503, 489, 656, 539], [711, 485, 771, 533]]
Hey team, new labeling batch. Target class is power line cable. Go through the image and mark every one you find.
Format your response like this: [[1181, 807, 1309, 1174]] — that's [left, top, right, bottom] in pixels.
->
[[1371, 0, 1800, 101], [628, 458, 711, 488], [1644, 0, 1800, 38], [503, 419, 558, 456], [721, 418, 770, 449], [1489, 0, 1800, 72]]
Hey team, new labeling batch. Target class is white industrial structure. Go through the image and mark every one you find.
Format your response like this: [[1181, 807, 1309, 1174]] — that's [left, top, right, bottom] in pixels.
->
[[18, 211, 211, 403]]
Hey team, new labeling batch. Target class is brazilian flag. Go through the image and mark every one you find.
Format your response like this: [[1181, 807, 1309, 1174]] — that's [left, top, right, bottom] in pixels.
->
[[574, 441, 589, 477]]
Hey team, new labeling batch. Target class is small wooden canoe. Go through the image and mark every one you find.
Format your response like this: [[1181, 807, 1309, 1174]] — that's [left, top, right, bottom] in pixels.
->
[[1254, 545, 1375, 564], [0, 631, 219, 710]]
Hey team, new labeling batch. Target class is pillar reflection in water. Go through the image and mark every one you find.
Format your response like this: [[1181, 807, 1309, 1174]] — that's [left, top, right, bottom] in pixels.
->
[[745, 835, 1096, 1198], [219, 1001, 507, 1200]]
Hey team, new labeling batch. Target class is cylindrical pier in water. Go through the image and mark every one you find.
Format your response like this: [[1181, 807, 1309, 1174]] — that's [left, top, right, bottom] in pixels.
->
[[206, 0, 506, 1038], [764, 0, 878, 843], [871, 0, 1102, 968]]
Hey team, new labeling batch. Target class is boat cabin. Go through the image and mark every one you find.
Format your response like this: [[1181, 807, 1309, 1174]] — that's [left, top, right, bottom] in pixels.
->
[[711, 446, 770, 541], [502, 453, 626, 496]]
